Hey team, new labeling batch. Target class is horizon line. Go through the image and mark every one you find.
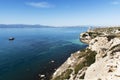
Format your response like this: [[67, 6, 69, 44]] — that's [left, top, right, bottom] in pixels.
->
[[0, 24, 120, 27]]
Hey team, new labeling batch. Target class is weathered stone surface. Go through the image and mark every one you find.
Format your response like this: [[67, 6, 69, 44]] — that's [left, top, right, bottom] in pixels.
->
[[84, 38, 120, 80], [51, 27, 120, 80]]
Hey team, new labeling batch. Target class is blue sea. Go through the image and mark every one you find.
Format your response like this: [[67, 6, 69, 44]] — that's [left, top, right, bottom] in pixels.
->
[[0, 27, 87, 80]]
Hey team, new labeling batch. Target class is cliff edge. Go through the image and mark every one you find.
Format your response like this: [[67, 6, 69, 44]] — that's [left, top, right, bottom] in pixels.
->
[[51, 27, 120, 80]]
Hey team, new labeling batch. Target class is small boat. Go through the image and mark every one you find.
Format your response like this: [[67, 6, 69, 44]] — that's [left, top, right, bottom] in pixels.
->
[[9, 37, 15, 41]]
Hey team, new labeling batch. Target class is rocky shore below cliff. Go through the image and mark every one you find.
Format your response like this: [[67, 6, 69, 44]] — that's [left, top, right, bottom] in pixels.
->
[[51, 27, 120, 80]]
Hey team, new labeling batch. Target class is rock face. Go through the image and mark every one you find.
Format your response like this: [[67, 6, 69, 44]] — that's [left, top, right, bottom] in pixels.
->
[[51, 27, 120, 80], [84, 38, 120, 80], [51, 49, 97, 80]]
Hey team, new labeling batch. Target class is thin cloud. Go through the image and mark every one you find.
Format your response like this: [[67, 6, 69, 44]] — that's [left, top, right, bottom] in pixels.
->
[[26, 2, 54, 8], [111, 1, 120, 5]]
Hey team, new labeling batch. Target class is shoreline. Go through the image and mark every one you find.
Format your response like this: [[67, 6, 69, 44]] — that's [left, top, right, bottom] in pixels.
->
[[51, 27, 120, 80]]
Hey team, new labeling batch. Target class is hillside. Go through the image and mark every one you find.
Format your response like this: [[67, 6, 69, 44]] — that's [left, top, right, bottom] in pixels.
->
[[0, 24, 52, 28], [51, 27, 120, 80]]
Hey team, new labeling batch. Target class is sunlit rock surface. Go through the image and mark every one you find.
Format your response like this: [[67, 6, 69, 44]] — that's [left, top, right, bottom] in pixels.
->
[[51, 27, 120, 80]]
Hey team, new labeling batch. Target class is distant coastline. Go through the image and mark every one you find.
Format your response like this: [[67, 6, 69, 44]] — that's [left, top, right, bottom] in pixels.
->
[[0, 24, 52, 28], [0, 24, 90, 28], [1, 24, 120, 29]]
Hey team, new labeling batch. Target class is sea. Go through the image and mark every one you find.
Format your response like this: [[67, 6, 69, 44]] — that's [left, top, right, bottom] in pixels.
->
[[0, 27, 88, 80]]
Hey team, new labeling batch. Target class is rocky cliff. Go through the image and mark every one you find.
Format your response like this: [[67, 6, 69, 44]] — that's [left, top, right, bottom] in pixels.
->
[[51, 27, 120, 80]]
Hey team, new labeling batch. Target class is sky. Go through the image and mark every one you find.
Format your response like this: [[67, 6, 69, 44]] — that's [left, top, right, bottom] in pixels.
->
[[0, 0, 120, 26]]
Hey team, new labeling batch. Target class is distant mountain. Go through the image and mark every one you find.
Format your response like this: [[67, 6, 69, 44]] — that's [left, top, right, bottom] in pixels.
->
[[0, 24, 53, 28], [0, 24, 90, 28]]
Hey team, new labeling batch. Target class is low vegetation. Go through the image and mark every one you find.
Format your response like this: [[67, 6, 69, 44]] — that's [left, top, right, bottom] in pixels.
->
[[74, 62, 85, 74], [74, 49, 97, 74], [94, 27, 120, 34], [53, 69, 73, 80], [107, 35, 116, 41], [88, 32, 101, 37]]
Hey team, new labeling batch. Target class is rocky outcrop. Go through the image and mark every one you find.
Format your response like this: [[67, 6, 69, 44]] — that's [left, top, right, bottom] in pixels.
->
[[51, 27, 120, 80], [80, 31, 103, 44], [84, 37, 120, 80], [51, 48, 97, 80]]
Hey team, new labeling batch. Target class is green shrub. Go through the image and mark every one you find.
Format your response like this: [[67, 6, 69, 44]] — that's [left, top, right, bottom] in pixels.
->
[[53, 49, 97, 80], [53, 69, 73, 80], [82, 34, 88, 37], [74, 62, 85, 74], [87, 32, 102, 38], [107, 35, 116, 41], [85, 49, 96, 66], [75, 49, 97, 74]]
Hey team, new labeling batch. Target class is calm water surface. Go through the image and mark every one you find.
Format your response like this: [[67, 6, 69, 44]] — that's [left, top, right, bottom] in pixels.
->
[[0, 27, 87, 80]]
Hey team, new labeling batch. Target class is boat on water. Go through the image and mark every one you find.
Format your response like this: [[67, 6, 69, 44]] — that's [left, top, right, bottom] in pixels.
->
[[9, 37, 15, 41]]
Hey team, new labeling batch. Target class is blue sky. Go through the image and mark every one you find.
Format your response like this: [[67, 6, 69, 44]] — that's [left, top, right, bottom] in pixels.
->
[[0, 0, 120, 26]]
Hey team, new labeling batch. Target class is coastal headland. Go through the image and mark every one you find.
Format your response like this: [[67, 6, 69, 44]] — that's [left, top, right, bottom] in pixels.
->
[[51, 27, 120, 80]]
